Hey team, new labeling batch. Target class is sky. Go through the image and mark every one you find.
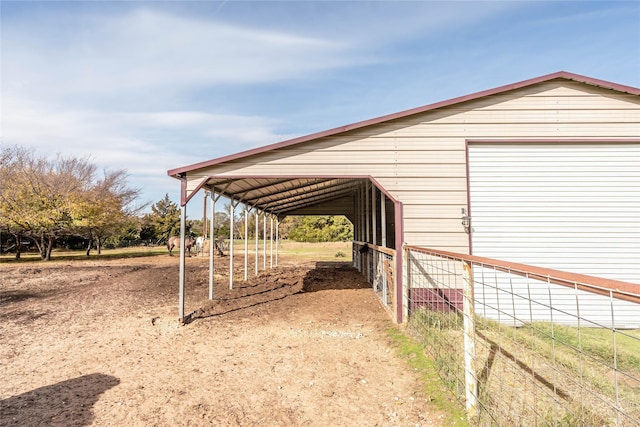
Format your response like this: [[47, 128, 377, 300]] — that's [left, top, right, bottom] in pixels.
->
[[2, 1, 639, 216]]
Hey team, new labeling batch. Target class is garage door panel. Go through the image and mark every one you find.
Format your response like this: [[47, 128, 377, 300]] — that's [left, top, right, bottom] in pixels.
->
[[468, 142, 640, 285], [469, 143, 640, 327]]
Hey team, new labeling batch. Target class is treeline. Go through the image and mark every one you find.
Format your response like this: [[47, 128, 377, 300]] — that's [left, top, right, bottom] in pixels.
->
[[283, 216, 353, 242], [206, 212, 353, 243], [0, 146, 353, 260], [0, 146, 142, 260]]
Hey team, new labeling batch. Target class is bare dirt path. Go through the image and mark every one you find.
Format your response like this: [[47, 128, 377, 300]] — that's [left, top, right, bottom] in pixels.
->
[[1, 254, 446, 426]]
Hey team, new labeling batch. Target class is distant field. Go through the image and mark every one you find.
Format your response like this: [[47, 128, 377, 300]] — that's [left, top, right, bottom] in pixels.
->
[[272, 240, 352, 260], [0, 240, 352, 263]]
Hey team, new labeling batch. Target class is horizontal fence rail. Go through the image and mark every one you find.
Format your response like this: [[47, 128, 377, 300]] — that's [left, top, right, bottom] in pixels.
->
[[404, 246, 640, 426]]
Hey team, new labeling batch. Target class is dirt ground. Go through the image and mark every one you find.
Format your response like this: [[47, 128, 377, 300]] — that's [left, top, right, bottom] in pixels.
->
[[0, 252, 447, 426]]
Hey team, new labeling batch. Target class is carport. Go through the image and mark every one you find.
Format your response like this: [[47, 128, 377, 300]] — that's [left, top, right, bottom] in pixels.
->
[[168, 71, 640, 326], [166, 167, 403, 325]]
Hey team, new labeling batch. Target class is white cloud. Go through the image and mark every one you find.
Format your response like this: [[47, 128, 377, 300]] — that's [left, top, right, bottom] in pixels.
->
[[1, 6, 361, 205], [1, 100, 294, 213], [3, 8, 362, 104], [9, 0, 627, 212], [1, 97, 286, 175]]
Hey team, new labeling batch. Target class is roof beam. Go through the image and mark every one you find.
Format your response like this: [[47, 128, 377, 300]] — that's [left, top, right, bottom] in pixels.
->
[[228, 178, 294, 195], [251, 179, 347, 207], [272, 186, 358, 214], [260, 180, 360, 211], [243, 178, 331, 204]]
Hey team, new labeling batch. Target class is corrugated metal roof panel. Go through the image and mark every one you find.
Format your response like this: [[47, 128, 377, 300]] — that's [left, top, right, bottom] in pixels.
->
[[202, 176, 367, 216]]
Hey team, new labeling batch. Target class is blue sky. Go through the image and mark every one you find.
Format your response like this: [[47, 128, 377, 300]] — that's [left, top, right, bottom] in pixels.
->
[[2, 1, 639, 214]]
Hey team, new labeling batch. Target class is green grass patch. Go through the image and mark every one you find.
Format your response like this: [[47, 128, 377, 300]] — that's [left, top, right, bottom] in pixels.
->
[[270, 241, 352, 261], [387, 326, 469, 426], [0, 246, 167, 263], [523, 323, 640, 373]]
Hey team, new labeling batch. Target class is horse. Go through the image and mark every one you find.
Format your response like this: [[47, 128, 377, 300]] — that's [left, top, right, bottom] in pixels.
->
[[195, 236, 205, 256], [193, 236, 226, 256], [214, 236, 226, 256], [167, 236, 195, 257]]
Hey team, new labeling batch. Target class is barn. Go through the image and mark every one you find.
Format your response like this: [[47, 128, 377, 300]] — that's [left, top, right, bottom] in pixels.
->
[[168, 71, 640, 325]]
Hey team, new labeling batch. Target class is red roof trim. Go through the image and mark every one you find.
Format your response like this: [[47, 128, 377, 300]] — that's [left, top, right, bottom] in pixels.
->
[[167, 71, 640, 177]]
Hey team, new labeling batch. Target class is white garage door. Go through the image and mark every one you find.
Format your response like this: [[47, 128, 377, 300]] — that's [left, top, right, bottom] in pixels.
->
[[468, 142, 640, 284]]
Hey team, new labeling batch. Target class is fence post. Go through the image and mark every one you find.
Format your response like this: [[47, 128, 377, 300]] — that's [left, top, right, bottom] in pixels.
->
[[403, 246, 410, 322], [462, 260, 478, 419]]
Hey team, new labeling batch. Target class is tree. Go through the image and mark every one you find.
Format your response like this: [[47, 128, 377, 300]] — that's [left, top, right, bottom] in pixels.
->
[[0, 145, 141, 260], [147, 194, 180, 243], [103, 217, 142, 248], [71, 169, 142, 255], [139, 215, 154, 241], [285, 215, 354, 242], [209, 208, 230, 239], [0, 147, 91, 260], [0, 147, 29, 258]]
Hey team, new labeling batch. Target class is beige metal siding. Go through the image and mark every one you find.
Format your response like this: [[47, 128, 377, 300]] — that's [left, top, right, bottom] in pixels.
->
[[190, 81, 640, 252]]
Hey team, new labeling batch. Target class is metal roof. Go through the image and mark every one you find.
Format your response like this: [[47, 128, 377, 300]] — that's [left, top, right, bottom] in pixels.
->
[[168, 71, 640, 178], [168, 71, 640, 214], [202, 176, 368, 216]]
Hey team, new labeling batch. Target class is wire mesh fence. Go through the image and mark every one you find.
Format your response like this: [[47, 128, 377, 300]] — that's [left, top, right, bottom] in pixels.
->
[[353, 241, 395, 314], [404, 246, 640, 426]]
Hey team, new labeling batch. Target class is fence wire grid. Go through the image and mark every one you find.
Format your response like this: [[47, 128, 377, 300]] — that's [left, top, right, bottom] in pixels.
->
[[353, 242, 394, 314], [405, 246, 640, 427]]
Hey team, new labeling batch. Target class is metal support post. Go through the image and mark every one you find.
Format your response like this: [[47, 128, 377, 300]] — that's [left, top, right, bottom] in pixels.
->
[[203, 192, 208, 241], [360, 185, 365, 242], [244, 205, 249, 281], [462, 260, 478, 419], [255, 211, 259, 275], [178, 204, 187, 323], [208, 192, 216, 299], [365, 182, 370, 243], [357, 186, 361, 242], [270, 215, 273, 268], [229, 201, 235, 290], [354, 189, 360, 242], [381, 192, 386, 247], [372, 185, 377, 246], [275, 217, 279, 267], [263, 213, 267, 269]]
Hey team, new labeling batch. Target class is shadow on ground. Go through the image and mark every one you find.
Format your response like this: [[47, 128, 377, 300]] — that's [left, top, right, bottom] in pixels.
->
[[0, 373, 120, 427], [189, 262, 369, 321], [303, 262, 370, 292]]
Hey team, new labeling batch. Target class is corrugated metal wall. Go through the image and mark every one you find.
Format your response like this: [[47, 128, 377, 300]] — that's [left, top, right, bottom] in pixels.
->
[[192, 81, 640, 255]]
